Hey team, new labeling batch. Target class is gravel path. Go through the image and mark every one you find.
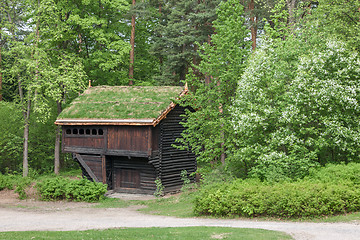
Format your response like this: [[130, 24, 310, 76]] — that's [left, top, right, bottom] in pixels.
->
[[0, 205, 359, 240]]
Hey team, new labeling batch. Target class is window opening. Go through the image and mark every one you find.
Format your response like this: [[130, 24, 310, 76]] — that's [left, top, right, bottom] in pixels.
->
[[73, 128, 78, 134], [92, 129, 97, 135], [98, 129, 104, 135], [66, 129, 71, 134], [86, 129, 91, 135], [79, 129, 84, 135]]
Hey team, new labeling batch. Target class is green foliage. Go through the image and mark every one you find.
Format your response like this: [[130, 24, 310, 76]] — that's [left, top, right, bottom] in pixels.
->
[[306, 0, 360, 50], [249, 153, 318, 183], [194, 178, 360, 218], [306, 163, 360, 185], [154, 178, 164, 197], [0, 173, 32, 199], [179, 0, 251, 167], [232, 28, 360, 179], [150, 0, 220, 84], [0, 174, 18, 191], [180, 169, 196, 192], [36, 177, 107, 202], [0, 102, 23, 173]]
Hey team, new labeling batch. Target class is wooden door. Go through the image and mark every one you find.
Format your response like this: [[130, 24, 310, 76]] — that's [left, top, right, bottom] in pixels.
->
[[115, 168, 140, 189]]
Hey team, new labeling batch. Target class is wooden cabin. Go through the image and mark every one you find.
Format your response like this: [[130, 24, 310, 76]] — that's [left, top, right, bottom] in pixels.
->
[[55, 86, 196, 194]]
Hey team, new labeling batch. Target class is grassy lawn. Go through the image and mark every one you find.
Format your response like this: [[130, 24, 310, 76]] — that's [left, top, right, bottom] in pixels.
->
[[137, 192, 196, 218], [0, 227, 293, 240]]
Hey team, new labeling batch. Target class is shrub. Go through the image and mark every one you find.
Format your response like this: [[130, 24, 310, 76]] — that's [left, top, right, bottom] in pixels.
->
[[194, 178, 360, 218], [0, 174, 32, 199], [36, 177, 107, 202], [306, 163, 360, 185], [154, 178, 164, 197], [0, 174, 16, 191]]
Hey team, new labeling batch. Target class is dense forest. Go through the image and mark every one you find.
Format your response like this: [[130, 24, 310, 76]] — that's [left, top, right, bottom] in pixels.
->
[[1, 0, 360, 183]]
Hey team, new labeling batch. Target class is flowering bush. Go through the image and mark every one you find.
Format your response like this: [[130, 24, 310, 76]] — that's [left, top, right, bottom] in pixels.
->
[[232, 39, 360, 180]]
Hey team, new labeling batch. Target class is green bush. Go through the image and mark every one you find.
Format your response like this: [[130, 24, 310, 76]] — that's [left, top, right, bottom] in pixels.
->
[[0, 174, 16, 190], [0, 174, 32, 199], [194, 178, 360, 218], [306, 163, 360, 185], [36, 177, 107, 202]]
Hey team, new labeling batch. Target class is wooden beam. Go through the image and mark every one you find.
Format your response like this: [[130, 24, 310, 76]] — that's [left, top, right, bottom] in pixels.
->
[[101, 155, 106, 184], [75, 153, 99, 182], [147, 126, 152, 156]]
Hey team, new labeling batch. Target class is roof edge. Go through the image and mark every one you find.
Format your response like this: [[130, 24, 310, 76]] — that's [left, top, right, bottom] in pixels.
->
[[55, 119, 154, 126], [152, 87, 188, 127]]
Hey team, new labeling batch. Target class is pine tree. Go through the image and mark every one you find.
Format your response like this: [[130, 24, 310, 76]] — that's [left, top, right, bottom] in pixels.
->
[[151, 0, 220, 85]]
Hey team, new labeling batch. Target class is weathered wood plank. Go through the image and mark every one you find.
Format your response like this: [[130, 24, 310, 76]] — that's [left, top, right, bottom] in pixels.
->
[[102, 155, 106, 184], [75, 153, 99, 182]]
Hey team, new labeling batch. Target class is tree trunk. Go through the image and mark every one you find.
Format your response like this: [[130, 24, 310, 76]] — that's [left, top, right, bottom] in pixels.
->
[[287, 0, 296, 25], [19, 79, 31, 177], [249, 0, 257, 50], [54, 100, 62, 174], [129, 0, 136, 85], [22, 99, 31, 177]]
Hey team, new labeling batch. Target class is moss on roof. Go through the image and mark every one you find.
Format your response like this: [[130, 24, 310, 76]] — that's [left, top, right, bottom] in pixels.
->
[[58, 86, 184, 120]]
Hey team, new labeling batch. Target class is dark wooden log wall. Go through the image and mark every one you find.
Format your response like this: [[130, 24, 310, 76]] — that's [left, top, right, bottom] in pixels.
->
[[110, 156, 156, 194], [151, 105, 196, 193]]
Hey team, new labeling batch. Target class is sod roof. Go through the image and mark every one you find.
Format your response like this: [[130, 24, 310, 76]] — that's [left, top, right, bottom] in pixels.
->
[[56, 86, 186, 125]]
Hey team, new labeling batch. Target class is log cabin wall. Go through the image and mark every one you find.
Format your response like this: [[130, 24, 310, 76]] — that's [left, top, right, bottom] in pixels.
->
[[155, 105, 197, 193], [109, 156, 156, 194]]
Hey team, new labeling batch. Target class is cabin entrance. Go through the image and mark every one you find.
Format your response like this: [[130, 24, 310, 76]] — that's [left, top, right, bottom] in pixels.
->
[[115, 168, 140, 189]]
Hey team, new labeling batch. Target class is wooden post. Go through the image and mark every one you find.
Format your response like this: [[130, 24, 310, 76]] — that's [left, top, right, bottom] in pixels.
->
[[102, 155, 106, 184]]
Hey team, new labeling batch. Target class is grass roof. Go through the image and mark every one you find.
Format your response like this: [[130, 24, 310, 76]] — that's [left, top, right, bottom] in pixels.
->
[[58, 86, 184, 120]]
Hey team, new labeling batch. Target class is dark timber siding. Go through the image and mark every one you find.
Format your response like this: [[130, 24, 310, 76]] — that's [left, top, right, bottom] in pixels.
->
[[107, 126, 150, 153], [156, 105, 196, 193], [110, 156, 156, 194]]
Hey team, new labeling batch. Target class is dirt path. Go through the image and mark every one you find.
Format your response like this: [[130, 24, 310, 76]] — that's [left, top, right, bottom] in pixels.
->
[[0, 191, 359, 240]]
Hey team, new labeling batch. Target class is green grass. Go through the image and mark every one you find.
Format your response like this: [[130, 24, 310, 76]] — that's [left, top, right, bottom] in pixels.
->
[[58, 86, 184, 119], [310, 212, 360, 223], [93, 197, 132, 208], [0, 227, 293, 240], [138, 193, 197, 218]]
